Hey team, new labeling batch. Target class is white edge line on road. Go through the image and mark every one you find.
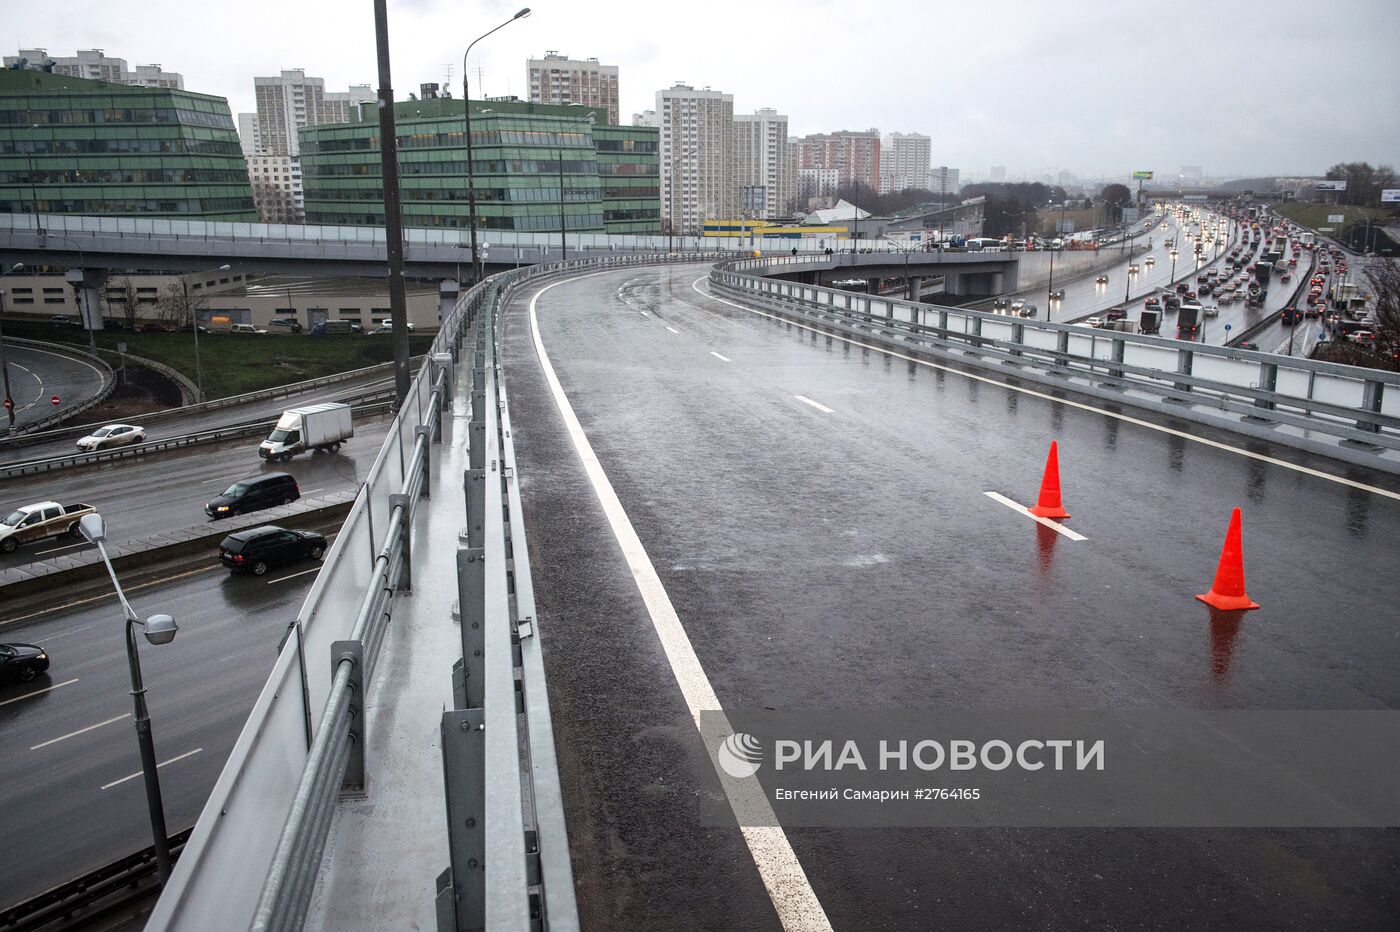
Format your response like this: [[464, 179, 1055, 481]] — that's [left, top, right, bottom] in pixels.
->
[[101, 747, 204, 790], [32, 541, 89, 556], [31, 712, 129, 750], [710, 352, 732, 362], [793, 394, 834, 414], [529, 276, 833, 932], [690, 276, 1400, 503], [0, 677, 78, 708], [3, 565, 223, 626], [983, 491, 1088, 541], [267, 565, 323, 585], [665, 325, 680, 334], [299, 487, 326, 496]]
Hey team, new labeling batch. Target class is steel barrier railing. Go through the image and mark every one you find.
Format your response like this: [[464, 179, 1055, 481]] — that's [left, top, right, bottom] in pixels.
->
[[147, 253, 719, 932], [710, 258, 1400, 466]]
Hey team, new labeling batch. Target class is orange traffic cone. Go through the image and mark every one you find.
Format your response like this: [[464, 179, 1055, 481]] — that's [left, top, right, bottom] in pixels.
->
[[1196, 508, 1260, 611], [1028, 441, 1070, 519]]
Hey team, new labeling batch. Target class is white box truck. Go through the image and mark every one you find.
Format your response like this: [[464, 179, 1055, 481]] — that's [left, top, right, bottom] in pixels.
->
[[259, 403, 353, 462]]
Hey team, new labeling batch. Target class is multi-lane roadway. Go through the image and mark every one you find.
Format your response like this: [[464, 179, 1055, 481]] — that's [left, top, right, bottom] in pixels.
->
[[0, 564, 320, 908], [501, 261, 1400, 930], [1, 344, 107, 429]]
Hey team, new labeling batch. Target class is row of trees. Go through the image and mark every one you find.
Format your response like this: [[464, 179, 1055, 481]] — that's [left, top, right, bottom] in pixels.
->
[[101, 276, 206, 331], [1324, 162, 1396, 207]]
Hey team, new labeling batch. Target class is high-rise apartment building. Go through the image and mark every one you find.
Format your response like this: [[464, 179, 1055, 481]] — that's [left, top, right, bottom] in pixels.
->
[[632, 110, 657, 127], [4, 48, 183, 89], [253, 70, 372, 157], [882, 132, 930, 194], [237, 113, 262, 156], [527, 52, 620, 126], [792, 130, 881, 193], [656, 83, 734, 235], [247, 153, 304, 224], [733, 109, 790, 221], [928, 166, 960, 197]]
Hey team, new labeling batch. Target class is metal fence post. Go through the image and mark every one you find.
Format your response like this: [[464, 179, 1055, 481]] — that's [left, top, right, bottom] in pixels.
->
[[1174, 348, 1195, 395], [332, 640, 365, 794], [437, 708, 485, 932], [1358, 379, 1384, 434], [389, 494, 412, 590], [1255, 362, 1279, 411]]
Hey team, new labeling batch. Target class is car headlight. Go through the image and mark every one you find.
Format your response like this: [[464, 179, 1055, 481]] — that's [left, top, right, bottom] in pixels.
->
[[217, 506, 230, 512], [36, 652, 46, 660]]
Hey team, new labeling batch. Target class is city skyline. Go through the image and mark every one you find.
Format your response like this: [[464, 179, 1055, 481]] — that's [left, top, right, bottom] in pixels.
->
[[8, 0, 1398, 180]]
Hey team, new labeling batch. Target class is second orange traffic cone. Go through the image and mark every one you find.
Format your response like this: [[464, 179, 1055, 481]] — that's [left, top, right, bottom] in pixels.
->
[[1196, 508, 1260, 611], [1028, 441, 1070, 519]]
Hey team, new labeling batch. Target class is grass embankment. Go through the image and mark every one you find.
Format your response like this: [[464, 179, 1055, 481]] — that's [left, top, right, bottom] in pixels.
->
[[1272, 203, 1392, 231], [1, 320, 435, 398]]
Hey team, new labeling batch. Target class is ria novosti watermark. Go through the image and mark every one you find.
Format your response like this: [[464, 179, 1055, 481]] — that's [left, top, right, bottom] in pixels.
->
[[693, 711, 1400, 828]]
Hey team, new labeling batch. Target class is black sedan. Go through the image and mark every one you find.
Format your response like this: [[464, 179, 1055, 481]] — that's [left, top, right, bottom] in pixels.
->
[[219, 526, 327, 576], [0, 643, 50, 684]]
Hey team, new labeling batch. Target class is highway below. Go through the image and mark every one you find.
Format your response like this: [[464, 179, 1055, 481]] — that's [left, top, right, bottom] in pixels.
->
[[0, 415, 388, 569], [502, 261, 1400, 930], [2, 344, 107, 430], [0, 563, 319, 909], [0, 367, 394, 463]]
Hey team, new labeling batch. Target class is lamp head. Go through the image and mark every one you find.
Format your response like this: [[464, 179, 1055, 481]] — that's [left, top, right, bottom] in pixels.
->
[[143, 613, 178, 645], [78, 512, 106, 543], [514, 7, 531, 18]]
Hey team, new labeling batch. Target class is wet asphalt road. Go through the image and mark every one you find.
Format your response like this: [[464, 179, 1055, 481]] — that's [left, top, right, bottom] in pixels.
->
[[0, 417, 386, 569], [2, 345, 107, 429], [503, 263, 1400, 930], [0, 564, 318, 909]]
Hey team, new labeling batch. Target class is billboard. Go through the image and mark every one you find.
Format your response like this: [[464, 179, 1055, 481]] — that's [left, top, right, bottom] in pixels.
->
[[1382, 189, 1400, 203], [1328, 214, 1345, 224], [1315, 180, 1348, 191], [1132, 171, 1154, 180]]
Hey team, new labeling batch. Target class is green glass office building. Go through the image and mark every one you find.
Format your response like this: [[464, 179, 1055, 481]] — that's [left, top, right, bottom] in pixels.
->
[[0, 70, 256, 220], [300, 97, 659, 235]]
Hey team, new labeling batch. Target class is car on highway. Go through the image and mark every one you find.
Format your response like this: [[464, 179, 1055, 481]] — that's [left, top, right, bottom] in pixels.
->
[[0, 501, 96, 554], [1048, 289, 1065, 301], [1128, 263, 1139, 274], [1144, 296, 1160, 309], [1145, 256, 1155, 267], [992, 297, 1009, 310], [1095, 274, 1108, 284], [1085, 316, 1105, 328], [219, 525, 327, 576], [206, 473, 300, 520], [1009, 299, 1027, 312], [1202, 304, 1219, 317], [1238, 341, 1259, 351], [75, 423, 147, 451], [1105, 307, 1127, 322], [47, 315, 81, 327], [0, 643, 49, 684]]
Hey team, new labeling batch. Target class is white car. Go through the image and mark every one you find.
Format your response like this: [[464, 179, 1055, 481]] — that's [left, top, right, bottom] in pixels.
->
[[75, 424, 146, 451], [373, 319, 416, 332], [1202, 304, 1219, 317], [1085, 316, 1105, 328]]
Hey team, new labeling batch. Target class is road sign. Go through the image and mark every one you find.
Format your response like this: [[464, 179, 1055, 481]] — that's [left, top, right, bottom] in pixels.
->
[[50, 395, 60, 407], [1327, 214, 1345, 224], [1382, 189, 1400, 203], [1316, 181, 1347, 191], [1132, 170, 1153, 180], [1224, 324, 1232, 332], [2, 398, 11, 410], [117, 341, 128, 354]]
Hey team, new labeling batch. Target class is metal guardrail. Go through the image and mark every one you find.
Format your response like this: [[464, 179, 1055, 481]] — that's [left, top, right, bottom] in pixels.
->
[[710, 258, 1400, 466], [0, 398, 395, 479], [148, 253, 714, 932], [0, 357, 409, 448]]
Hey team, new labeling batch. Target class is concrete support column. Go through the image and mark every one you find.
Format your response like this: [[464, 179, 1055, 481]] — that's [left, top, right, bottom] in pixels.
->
[[909, 276, 923, 302]]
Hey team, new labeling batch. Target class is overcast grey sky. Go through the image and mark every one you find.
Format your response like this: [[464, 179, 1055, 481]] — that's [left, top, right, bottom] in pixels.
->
[[11, 0, 1400, 180]]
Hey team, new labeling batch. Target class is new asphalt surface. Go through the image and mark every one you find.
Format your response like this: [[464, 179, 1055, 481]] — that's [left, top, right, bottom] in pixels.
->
[[502, 262, 1400, 931]]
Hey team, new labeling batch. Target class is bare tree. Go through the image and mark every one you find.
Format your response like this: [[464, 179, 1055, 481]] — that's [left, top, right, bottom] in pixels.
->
[[106, 276, 140, 331], [155, 281, 205, 331], [1364, 257, 1400, 358]]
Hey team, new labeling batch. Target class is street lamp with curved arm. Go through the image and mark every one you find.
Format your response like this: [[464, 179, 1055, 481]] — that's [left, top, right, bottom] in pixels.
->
[[462, 8, 530, 285], [78, 512, 180, 884]]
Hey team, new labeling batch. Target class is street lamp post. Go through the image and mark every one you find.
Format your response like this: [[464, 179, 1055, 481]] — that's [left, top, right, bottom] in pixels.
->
[[462, 8, 531, 286], [556, 113, 597, 263], [0, 262, 22, 430], [183, 264, 230, 403], [78, 512, 179, 885]]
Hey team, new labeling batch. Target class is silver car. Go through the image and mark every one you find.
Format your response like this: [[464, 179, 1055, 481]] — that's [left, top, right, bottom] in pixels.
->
[[75, 424, 146, 451]]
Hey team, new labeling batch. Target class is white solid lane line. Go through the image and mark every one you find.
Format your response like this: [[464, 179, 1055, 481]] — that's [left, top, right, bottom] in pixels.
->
[[530, 278, 833, 932], [793, 395, 834, 414], [665, 325, 680, 334], [267, 565, 322, 585], [691, 276, 1400, 503], [299, 487, 326, 496], [30, 713, 129, 751], [983, 491, 1088, 541], [101, 748, 204, 790], [0, 678, 79, 708], [710, 352, 732, 362], [33, 541, 89, 556]]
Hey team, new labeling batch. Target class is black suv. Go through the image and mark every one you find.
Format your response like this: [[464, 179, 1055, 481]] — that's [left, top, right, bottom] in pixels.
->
[[206, 473, 300, 519], [219, 525, 327, 575]]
